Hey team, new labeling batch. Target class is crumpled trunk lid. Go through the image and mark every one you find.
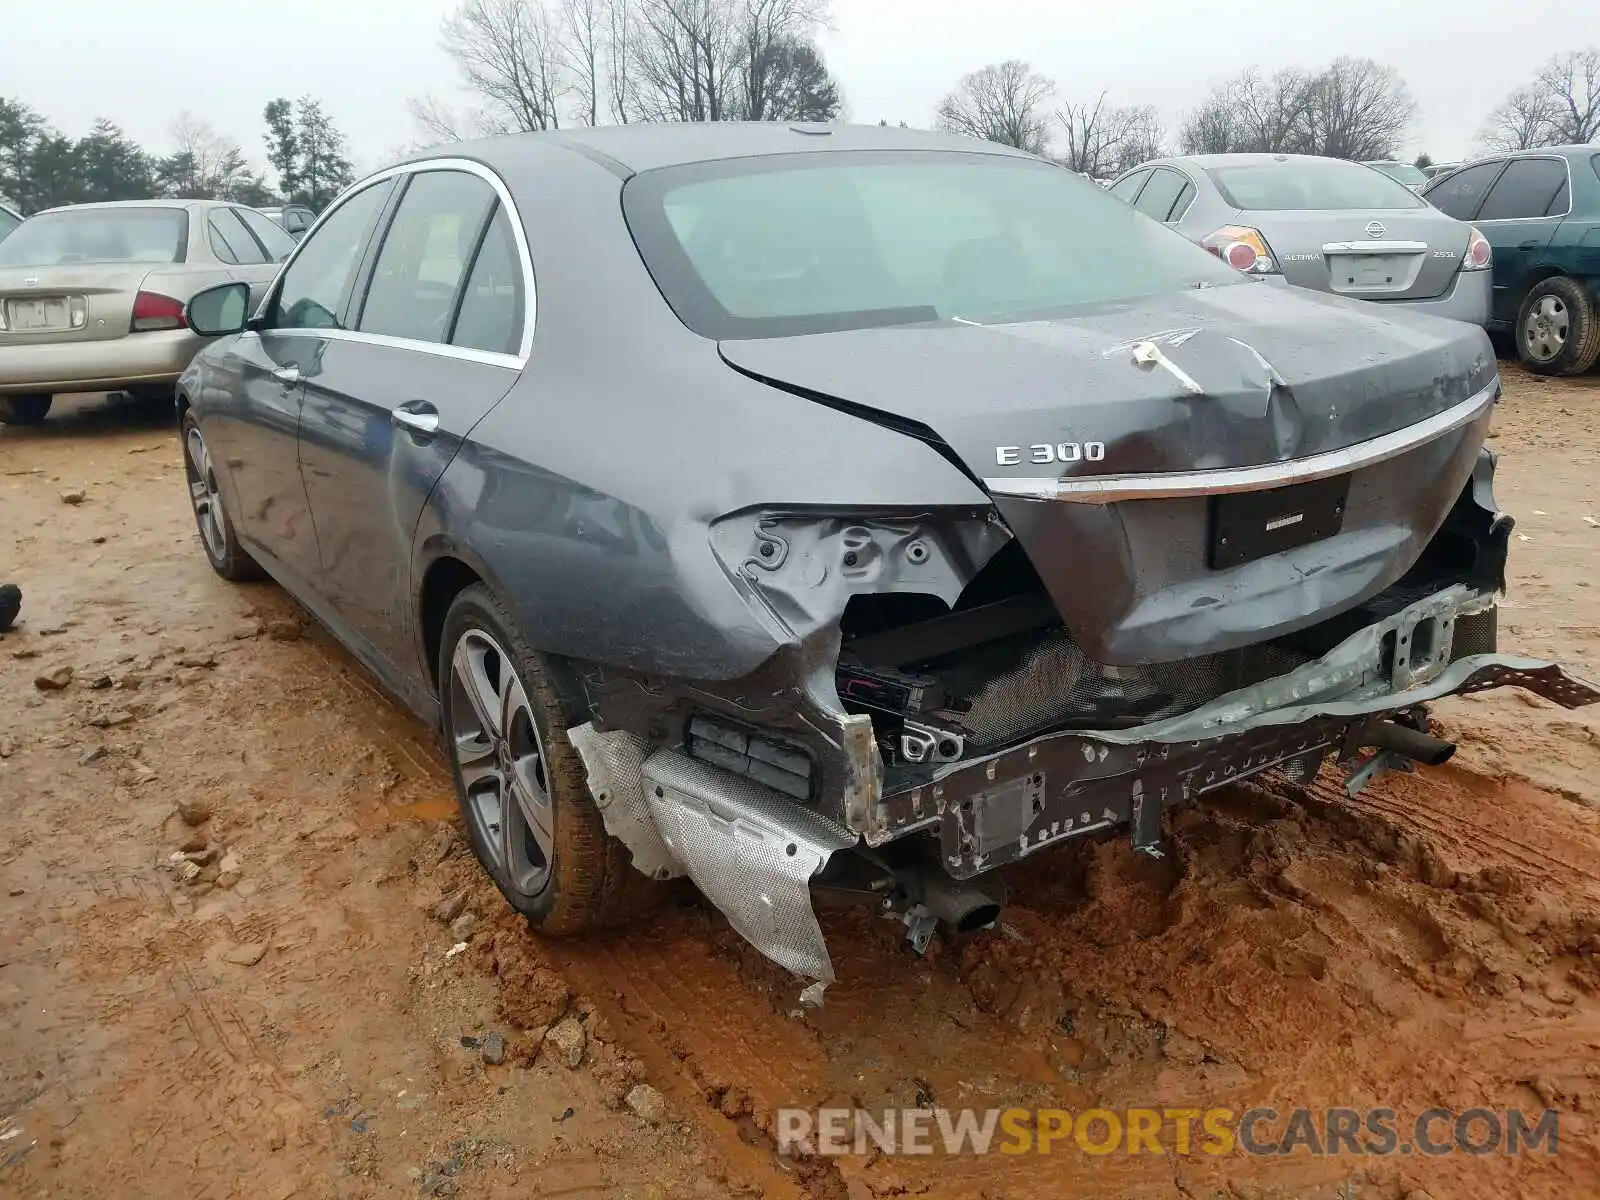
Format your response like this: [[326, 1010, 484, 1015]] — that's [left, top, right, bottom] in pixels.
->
[[720, 283, 1499, 664]]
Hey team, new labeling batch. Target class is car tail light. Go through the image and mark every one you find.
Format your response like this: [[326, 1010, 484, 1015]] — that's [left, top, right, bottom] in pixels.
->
[[1200, 225, 1280, 275], [131, 290, 186, 332], [1462, 227, 1492, 271]]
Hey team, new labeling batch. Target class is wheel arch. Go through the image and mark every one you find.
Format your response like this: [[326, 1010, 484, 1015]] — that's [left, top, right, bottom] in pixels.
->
[[416, 549, 595, 728]]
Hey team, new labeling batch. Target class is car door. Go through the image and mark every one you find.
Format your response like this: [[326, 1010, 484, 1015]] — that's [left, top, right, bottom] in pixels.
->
[[296, 164, 528, 681], [211, 179, 395, 589], [1470, 156, 1571, 326]]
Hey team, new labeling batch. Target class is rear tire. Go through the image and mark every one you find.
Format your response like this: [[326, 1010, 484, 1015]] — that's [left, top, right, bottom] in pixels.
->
[[0, 394, 52, 425], [180, 411, 265, 582], [1516, 277, 1600, 377], [440, 584, 663, 935]]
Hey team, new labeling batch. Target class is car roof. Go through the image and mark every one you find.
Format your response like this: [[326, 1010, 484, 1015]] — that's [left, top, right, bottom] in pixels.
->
[[1150, 153, 1383, 170], [34, 198, 236, 216], [408, 122, 1034, 176]]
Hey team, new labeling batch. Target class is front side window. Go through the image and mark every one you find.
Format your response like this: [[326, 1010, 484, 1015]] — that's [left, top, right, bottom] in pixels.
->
[[1423, 161, 1504, 221], [358, 170, 497, 345], [450, 205, 525, 355], [208, 208, 266, 265], [623, 152, 1242, 340], [0, 207, 188, 267], [270, 181, 392, 331], [1206, 159, 1426, 211], [1476, 158, 1569, 221]]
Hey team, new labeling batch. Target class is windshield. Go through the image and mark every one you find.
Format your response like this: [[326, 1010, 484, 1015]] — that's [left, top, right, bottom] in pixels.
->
[[0, 207, 189, 267], [623, 151, 1243, 339], [1206, 160, 1426, 211], [1367, 162, 1428, 187]]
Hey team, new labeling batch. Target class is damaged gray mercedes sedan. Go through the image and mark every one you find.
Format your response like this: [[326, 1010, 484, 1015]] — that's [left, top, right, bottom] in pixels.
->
[[173, 123, 1599, 998]]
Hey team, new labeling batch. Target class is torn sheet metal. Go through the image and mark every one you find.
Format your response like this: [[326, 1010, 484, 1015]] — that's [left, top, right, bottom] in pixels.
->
[[642, 748, 858, 982]]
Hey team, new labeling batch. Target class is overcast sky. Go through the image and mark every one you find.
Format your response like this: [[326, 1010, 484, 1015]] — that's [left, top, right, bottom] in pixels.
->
[[4, 0, 1592, 176]]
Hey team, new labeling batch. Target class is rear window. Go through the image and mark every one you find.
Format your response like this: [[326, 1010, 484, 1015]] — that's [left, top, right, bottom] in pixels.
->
[[1206, 159, 1425, 211], [623, 151, 1242, 340], [0, 207, 189, 267]]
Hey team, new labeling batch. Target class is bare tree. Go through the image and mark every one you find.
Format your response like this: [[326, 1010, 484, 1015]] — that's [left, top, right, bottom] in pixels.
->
[[1180, 67, 1317, 155], [439, 0, 570, 132], [936, 60, 1055, 154], [733, 0, 827, 120], [1178, 60, 1411, 160], [629, 0, 741, 122], [164, 113, 251, 198], [561, 0, 604, 124], [1478, 84, 1558, 152], [1302, 57, 1415, 160], [1539, 49, 1600, 144], [605, 0, 637, 122], [1057, 94, 1165, 176]]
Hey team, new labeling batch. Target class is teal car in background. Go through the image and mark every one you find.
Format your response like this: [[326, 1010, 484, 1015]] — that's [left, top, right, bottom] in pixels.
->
[[1422, 146, 1600, 376]]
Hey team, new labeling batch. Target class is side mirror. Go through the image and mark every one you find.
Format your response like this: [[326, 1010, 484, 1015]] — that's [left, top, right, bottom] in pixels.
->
[[187, 281, 251, 337]]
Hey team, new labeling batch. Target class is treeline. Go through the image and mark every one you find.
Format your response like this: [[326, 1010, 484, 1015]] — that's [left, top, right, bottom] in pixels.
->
[[411, 0, 842, 141], [0, 96, 356, 215], [934, 48, 1600, 176]]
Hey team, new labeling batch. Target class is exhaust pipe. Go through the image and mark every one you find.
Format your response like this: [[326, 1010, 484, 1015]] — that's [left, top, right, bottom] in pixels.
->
[[915, 868, 1005, 933], [1370, 720, 1456, 767]]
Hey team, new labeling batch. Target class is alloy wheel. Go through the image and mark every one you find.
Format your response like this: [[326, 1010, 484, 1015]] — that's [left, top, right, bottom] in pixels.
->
[[448, 629, 555, 894], [184, 426, 227, 562], [1523, 294, 1569, 363]]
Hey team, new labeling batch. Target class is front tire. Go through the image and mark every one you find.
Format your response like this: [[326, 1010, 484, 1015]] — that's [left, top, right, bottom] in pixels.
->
[[0, 394, 52, 425], [181, 412, 264, 581], [1516, 277, 1600, 377], [440, 585, 660, 935]]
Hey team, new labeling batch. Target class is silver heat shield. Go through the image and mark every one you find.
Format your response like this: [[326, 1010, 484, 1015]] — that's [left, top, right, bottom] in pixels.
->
[[642, 749, 858, 983], [567, 724, 858, 984]]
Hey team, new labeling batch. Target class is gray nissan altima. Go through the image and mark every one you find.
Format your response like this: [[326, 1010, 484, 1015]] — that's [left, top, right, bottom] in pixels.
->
[[1109, 153, 1494, 326], [175, 123, 1597, 996]]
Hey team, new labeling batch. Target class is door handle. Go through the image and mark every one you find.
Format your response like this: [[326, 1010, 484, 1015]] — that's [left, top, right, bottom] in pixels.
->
[[392, 405, 440, 436], [271, 365, 300, 385]]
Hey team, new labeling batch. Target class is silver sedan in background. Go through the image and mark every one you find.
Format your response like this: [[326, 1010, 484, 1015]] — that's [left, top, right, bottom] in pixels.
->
[[0, 199, 294, 424], [1108, 153, 1493, 325]]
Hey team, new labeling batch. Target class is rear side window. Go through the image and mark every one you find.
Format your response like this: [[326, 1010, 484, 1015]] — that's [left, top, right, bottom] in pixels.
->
[[1206, 159, 1424, 210], [0, 207, 19, 241], [235, 207, 296, 261], [1424, 161, 1503, 221], [1133, 169, 1188, 222], [1109, 170, 1149, 202], [284, 208, 312, 234], [271, 181, 392, 331], [208, 208, 266, 265], [0, 207, 189, 267], [358, 170, 497, 345], [450, 205, 525, 355], [1476, 158, 1568, 221]]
